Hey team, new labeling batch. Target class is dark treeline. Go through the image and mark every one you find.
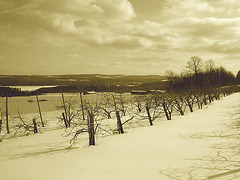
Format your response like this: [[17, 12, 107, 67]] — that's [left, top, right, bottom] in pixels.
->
[[0, 74, 166, 96], [0, 87, 30, 97], [0, 74, 165, 86], [0, 81, 166, 97], [35, 81, 165, 94], [165, 56, 239, 91]]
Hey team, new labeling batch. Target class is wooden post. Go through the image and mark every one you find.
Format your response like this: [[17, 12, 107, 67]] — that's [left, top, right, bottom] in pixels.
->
[[6, 96, 10, 134], [116, 111, 124, 134], [87, 110, 95, 146], [146, 106, 153, 126], [36, 94, 44, 127], [62, 113, 68, 128], [33, 119, 38, 133], [80, 92, 85, 120]]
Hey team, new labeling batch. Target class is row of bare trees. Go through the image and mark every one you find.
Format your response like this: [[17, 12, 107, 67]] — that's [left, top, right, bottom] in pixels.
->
[[61, 85, 240, 146], [0, 84, 239, 144], [166, 57, 237, 91]]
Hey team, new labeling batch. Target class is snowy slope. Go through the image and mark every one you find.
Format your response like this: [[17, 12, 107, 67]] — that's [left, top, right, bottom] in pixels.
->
[[0, 93, 239, 180]]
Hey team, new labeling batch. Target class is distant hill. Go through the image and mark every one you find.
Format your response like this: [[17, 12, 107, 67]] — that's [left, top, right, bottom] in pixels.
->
[[0, 74, 166, 87]]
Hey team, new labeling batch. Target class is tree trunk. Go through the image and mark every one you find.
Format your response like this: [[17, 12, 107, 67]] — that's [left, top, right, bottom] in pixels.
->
[[175, 99, 184, 116], [208, 94, 212, 103], [162, 102, 171, 120], [61, 92, 69, 125], [33, 119, 38, 134], [62, 113, 68, 128], [203, 94, 207, 105], [87, 110, 95, 146], [116, 111, 124, 134], [186, 98, 193, 112], [146, 106, 153, 126]]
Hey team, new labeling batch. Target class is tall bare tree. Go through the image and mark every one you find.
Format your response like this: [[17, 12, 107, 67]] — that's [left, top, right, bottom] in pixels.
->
[[205, 59, 215, 73], [186, 56, 203, 76]]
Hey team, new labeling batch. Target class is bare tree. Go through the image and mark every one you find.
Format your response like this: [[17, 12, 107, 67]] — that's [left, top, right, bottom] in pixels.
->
[[98, 93, 115, 119], [205, 59, 215, 73], [161, 95, 173, 120], [186, 56, 203, 76], [184, 94, 195, 113]]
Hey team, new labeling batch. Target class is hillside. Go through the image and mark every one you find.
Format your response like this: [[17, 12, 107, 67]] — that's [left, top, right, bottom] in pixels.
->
[[0, 74, 166, 86], [0, 93, 239, 179], [0, 74, 167, 95]]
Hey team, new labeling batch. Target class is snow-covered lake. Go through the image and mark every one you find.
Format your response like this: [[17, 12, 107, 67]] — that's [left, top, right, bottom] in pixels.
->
[[0, 92, 131, 115]]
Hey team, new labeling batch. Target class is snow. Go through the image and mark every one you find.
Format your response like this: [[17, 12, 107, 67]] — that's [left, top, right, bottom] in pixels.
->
[[0, 93, 239, 180]]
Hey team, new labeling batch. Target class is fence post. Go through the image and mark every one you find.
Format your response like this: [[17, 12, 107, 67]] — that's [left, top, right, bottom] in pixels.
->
[[36, 94, 44, 127], [80, 92, 85, 120], [6, 96, 10, 134]]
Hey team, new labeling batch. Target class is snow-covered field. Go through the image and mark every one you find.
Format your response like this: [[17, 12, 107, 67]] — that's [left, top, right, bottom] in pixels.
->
[[0, 93, 239, 180]]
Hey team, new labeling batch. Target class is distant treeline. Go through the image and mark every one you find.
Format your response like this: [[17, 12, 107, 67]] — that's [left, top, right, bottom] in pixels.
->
[[35, 81, 166, 94], [166, 56, 239, 92], [0, 81, 166, 97], [0, 74, 166, 86], [0, 86, 30, 97], [0, 74, 167, 96]]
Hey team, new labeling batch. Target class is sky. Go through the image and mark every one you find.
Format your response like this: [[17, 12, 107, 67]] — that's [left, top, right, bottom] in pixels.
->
[[0, 0, 240, 75]]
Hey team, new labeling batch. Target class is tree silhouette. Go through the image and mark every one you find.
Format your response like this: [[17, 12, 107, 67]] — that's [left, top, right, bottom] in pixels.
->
[[186, 56, 203, 76], [237, 70, 240, 80]]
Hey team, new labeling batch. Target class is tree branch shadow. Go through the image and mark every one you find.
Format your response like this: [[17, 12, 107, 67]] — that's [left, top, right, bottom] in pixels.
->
[[159, 112, 240, 179]]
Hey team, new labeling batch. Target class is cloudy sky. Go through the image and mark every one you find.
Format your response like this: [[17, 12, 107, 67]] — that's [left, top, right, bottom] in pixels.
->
[[0, 0, 240, 75]]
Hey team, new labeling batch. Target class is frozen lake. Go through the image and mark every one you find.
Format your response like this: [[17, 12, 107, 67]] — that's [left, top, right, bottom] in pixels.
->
[[0, 92, 133, 116], [7, 86, 56, 91]]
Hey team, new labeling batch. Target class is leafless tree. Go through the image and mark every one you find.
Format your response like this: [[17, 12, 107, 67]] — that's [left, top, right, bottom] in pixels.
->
[[98, 93, 115, 119], [184, 93, 195, 113], [186, 56, 203, 76], [173, 94, 185, 116], [161, 94, 174, 120]]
